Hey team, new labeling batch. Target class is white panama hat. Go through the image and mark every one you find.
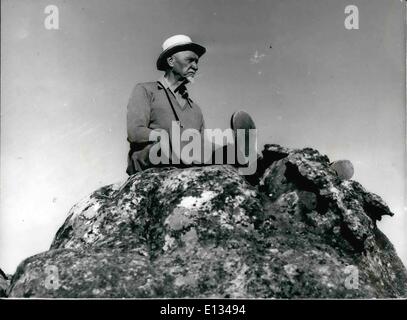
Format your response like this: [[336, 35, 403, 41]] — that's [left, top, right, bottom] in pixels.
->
[[156, 34, 206, 71]]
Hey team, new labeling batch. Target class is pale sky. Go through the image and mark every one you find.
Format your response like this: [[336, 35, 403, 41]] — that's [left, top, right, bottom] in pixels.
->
[[1, 0, 406, 274]]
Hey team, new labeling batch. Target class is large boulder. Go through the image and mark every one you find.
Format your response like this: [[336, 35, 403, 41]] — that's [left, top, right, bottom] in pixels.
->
[[6, 145, 407, 298]]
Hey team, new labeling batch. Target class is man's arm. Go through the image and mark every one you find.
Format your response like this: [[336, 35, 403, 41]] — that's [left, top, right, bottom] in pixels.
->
[[127, 84, 171, 164], [127, 84, 154, 144]]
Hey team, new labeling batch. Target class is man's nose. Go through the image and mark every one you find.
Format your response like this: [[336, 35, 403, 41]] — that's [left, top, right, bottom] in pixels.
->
[[191, 61, 198, 71]]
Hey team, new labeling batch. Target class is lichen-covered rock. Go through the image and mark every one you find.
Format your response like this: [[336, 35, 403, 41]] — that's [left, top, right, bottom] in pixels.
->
[[0, 268, 9, 297], [6, 145, 407, 298]]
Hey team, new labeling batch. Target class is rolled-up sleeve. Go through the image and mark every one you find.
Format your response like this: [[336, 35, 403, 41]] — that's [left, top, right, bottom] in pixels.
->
[[127, 84, 154, 144]]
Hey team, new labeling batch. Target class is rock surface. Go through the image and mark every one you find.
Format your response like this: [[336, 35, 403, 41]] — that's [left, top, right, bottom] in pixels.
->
[[6, 145, 407, 298], [0, 268, 10, 297]]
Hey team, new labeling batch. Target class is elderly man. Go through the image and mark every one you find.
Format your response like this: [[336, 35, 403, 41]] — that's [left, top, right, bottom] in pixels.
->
[[126, 34, 256, 175], [126, 34, 354, 181]]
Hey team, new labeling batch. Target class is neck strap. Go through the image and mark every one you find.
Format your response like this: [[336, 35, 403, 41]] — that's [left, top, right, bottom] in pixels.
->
[[157, 81, 182, 126]]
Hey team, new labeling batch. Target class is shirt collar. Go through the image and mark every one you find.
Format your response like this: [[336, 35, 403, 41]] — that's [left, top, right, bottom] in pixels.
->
[[158, 75, 188, 95]]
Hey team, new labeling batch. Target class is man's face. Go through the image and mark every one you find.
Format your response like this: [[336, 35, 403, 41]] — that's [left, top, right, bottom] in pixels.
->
[[168, 50, 199, 81]]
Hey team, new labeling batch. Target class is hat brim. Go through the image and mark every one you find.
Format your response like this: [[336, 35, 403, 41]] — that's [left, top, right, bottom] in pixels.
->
[[156, 43, 206, 71]]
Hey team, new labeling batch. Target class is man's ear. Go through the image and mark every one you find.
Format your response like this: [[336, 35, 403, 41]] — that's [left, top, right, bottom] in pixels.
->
[[167, 55, 175, 68]]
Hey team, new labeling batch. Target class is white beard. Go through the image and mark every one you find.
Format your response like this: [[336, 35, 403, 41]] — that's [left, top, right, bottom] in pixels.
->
[[186, 75, 195, 84]]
